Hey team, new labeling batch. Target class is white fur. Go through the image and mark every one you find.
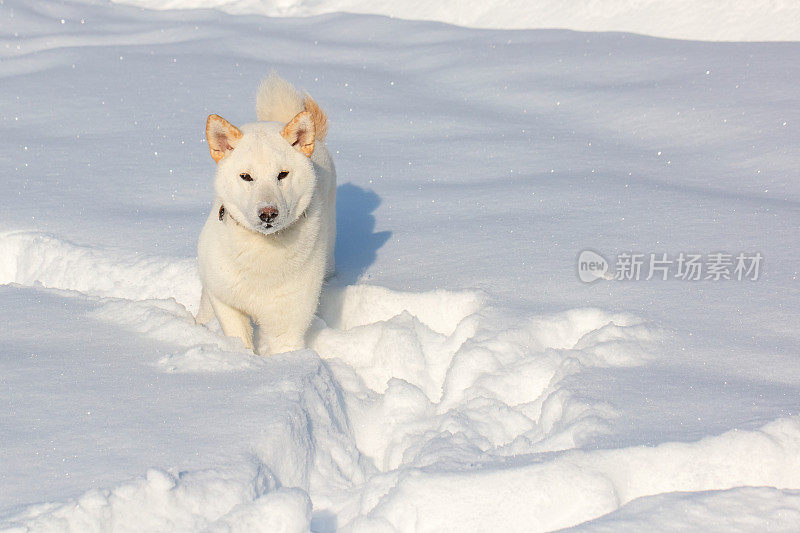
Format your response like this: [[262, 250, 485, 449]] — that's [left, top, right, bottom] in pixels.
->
[[197, 75, 336, 355]]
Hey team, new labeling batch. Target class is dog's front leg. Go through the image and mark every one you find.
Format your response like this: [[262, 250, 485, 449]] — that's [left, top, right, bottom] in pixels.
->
[[195, 288, 215, 325], [209, 294, 254, 351], [255, 271, 322, 355], [256, 328, 305, 356]]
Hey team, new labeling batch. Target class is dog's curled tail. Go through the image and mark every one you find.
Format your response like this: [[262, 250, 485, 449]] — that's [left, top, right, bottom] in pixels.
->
[[256, 72, 327, 141]]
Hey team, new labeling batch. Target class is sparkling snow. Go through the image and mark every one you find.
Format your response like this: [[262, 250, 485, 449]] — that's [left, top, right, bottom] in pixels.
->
[[1, 0, 799, 531]]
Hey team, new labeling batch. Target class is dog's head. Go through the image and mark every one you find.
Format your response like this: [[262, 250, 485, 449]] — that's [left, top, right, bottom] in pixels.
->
[[205, 111, 317, 235]]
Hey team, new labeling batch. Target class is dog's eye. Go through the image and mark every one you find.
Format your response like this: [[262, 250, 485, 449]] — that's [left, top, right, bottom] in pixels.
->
[[239, 173, 253, 182], [277, 171, 289, 181]]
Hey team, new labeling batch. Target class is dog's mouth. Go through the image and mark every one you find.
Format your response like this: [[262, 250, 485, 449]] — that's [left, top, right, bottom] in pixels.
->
[[257, 210, 307, 235], [257, 220, 286, 235], [259, 220, 281, 231]]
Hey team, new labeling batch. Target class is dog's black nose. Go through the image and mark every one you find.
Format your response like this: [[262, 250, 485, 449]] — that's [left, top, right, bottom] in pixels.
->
[[259, 206, 279, 223]]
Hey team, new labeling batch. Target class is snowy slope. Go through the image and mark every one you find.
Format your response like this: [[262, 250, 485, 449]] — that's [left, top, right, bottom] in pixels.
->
[[110, 0, 800, 42], [1, 0, 800, 531]]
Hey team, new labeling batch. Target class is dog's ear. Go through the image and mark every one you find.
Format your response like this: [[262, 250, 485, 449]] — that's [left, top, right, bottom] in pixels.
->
[[206, 114, 242, 162], [281, 111, 315, 157]]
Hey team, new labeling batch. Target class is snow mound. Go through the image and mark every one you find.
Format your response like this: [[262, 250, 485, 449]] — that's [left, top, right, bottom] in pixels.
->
[[311, 302, 658, 472], [569, 486, 800, 532], [0, 231, 200, 313], [111, 0, 800, 41], [3, 465, 311, 533], [351, 417, 800, 532]]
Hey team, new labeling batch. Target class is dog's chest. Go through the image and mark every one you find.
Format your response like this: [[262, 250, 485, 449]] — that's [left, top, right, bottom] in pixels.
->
[[205, 214, 316, 278]]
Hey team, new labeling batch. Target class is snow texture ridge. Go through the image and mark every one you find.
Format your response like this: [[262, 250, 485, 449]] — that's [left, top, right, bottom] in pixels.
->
[[567, 487, 800, 532]]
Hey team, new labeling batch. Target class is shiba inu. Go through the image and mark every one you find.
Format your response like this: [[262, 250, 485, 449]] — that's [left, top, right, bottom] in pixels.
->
[[195, 73, 336, 355]]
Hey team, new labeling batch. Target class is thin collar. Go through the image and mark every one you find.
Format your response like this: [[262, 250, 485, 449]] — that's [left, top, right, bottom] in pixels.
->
[[218, 204, 248, 229]]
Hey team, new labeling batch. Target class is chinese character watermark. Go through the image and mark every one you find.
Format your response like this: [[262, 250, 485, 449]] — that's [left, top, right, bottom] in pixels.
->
[[578, 251, 762, 283]]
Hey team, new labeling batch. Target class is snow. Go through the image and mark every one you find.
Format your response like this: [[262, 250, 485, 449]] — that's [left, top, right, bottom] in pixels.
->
[[2, 0, 800, 531], [110, 0, 800, 42], [569, 487, 800, 532]]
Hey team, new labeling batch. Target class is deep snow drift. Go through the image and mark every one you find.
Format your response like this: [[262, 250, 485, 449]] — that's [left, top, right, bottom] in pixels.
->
[[1, 0, 799, 531]]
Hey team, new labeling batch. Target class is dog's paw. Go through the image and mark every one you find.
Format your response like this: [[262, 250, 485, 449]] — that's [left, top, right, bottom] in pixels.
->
[[259, 336, 306, 356]]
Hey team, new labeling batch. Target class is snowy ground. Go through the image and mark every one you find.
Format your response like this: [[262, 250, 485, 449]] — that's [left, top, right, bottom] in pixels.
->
[[1, 0, 800, 531], [111, 0, 800, 42]]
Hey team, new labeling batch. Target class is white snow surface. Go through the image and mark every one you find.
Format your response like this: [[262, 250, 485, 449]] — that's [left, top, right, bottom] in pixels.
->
[[1, 0, 800, 531], [110, 0, 800, 42]]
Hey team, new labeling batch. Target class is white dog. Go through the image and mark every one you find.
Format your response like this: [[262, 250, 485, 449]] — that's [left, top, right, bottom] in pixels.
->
[[196, 73, 336, 355]]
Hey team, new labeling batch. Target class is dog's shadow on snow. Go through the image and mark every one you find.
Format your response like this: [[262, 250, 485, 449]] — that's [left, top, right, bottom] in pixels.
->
[[333, 183, 391, 285]]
